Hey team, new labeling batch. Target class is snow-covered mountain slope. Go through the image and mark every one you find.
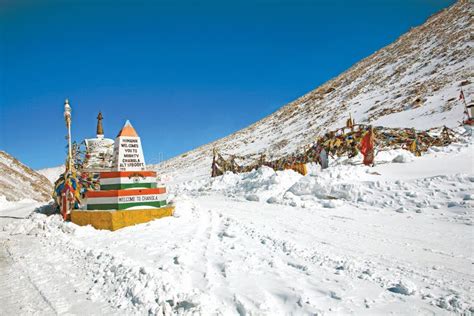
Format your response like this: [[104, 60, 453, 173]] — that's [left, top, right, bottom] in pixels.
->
[[154, 0, 472, 181], [0, 151, 52, 202], [37, 165, 64, 184]]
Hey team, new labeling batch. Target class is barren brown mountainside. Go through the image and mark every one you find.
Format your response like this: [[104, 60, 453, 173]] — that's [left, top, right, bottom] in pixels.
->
[[0, 151, 52, 202]]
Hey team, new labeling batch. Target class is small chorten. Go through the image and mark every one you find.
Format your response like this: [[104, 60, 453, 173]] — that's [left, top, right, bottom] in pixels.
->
[[82, 111, 114, 172]]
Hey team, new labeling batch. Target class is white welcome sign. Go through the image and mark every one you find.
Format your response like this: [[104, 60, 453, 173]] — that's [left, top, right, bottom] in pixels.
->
[[113, 121, 146, 171]]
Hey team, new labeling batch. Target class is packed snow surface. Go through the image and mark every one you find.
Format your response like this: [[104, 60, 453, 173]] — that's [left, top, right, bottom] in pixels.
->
[[1, 139, 473, 315]]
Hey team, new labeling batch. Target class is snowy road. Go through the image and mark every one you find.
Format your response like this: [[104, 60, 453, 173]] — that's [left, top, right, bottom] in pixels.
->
[[0, 201, 116, 315], [0, 201, 56, 315]]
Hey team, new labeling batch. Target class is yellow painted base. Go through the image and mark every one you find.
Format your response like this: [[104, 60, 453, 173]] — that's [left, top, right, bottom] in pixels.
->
[[70, 206, 175, 231]]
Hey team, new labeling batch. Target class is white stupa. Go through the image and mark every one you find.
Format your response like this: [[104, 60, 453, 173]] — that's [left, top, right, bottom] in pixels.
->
[[83, 112, 114, 172]]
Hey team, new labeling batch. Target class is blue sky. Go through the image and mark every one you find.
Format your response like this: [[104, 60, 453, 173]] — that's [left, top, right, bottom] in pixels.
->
[[0, 0, 454, 169]]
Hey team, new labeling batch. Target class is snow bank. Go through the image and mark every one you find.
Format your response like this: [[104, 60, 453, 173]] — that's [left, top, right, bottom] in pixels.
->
[[7, 210, 203, 315], [173, 142, 473, 220], [181, 166, 304, 203]]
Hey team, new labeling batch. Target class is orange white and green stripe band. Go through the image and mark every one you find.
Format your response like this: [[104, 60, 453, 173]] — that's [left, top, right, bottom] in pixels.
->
[[99, 171, 158, 190], [85, 188, 167, 211]]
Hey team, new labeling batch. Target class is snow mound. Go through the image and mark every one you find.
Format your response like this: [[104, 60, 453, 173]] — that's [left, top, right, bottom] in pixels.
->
[[196, 166, 303, 203], [392, 152, 415, 163], [388, 280, 417, 296]]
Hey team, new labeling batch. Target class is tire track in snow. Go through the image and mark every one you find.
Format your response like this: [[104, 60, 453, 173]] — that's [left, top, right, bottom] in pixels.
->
[[0, 238, 57, 315]]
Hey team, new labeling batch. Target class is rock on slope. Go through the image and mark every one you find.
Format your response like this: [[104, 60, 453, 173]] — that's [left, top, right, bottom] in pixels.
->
[[154, 0, 472, 181], [0, 151, 53, 202]]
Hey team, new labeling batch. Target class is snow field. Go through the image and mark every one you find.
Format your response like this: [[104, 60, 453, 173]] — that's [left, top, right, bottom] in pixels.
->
[[2, 139, 473, 315]]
